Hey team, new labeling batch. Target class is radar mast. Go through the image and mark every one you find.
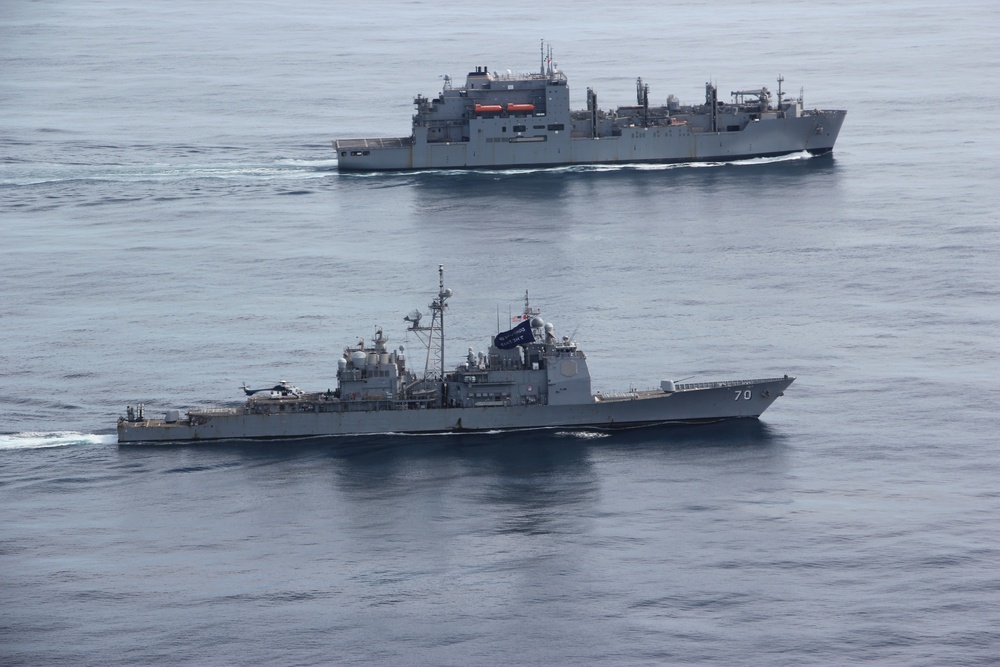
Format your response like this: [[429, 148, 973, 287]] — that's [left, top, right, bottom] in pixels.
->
[[406, 264, 452, 380]]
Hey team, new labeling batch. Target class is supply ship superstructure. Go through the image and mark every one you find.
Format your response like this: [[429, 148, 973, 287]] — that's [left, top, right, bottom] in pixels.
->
[[334, 43, 845, 171], [118, 266, 795, 443]]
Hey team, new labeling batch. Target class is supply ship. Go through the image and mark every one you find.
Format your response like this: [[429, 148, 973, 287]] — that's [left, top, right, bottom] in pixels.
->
[[333, 43, 845, 171], [117, 266, 795, 443]]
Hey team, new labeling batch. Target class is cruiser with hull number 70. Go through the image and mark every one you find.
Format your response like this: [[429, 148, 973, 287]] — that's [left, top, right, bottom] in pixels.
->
[[333, 42, 845, 171], [117, 266, 795, 443]]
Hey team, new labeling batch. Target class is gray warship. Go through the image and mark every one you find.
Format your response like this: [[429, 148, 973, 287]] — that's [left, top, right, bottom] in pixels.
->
[[117, 266, 795, 444], [334, 43, 845, 171]]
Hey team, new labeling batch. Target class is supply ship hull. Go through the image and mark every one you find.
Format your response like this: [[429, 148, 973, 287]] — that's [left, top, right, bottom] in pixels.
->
[[334, 45, 845, 171], [118, 266, 795, 444]]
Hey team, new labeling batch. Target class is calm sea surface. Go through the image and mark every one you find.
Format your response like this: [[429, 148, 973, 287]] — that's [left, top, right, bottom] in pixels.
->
[[3, 0, 999, 664]]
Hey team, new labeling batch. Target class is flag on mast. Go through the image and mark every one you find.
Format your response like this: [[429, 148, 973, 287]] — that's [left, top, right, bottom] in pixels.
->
[[494, 319, 535, 349]]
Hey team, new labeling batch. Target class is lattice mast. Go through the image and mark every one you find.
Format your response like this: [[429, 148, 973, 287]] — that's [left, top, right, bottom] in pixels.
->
[[405, 264, 452, 380]]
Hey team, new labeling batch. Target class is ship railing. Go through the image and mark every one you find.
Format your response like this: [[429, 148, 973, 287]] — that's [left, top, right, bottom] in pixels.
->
[[675, 377, 788, 391], [189, 407, 242, 415], [334, 137, 413, 150], [487, 70, 567, 84], [596, 391, 640, 401]]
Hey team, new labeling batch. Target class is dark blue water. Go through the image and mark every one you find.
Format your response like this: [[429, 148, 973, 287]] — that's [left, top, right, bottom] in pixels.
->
[[3, 0, 999, 664]]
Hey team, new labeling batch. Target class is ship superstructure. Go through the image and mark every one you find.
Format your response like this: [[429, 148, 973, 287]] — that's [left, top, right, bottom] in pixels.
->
[[117, 266, 795, 443], [334, 43, 845, 171]]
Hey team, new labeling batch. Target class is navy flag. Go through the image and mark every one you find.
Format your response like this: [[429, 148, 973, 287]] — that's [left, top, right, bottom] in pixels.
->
[[495, 319, 535, 349]]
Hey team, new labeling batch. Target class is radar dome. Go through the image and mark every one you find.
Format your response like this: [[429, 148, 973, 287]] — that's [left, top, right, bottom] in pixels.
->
[[531, 316, 544, 328]]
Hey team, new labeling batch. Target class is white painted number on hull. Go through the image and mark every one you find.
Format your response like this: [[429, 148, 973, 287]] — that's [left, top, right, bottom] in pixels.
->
[[735, 389, 752, 400]]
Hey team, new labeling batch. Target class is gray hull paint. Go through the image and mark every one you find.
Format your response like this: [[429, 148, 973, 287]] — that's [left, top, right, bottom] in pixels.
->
[[118, 268, 796, 445], [341, 116, 845, 172], [334, 52, 845, 172], [118, 377, 794, 443]]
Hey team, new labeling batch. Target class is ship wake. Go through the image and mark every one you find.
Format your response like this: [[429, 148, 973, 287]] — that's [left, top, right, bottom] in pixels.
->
[[588, 150, 815, 172], [354, 150, 817, 179], [2, 157, 339, 187], [0, 432, 117, 450]]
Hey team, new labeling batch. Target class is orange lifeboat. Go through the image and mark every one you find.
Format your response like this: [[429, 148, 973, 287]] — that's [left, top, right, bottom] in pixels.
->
[[506, 103, 535, 113], [474, 104, 503, 114]]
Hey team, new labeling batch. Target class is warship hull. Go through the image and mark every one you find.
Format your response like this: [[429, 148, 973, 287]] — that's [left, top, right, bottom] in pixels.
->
[[118, 377, 794, 444], [118, 266, 796, 445]]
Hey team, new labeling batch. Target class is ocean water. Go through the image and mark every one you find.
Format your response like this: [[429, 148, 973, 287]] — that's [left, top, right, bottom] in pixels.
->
[[2, 0, 999, 664]]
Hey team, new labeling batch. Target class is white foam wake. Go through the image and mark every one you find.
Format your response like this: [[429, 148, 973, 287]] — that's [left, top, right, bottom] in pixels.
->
[[404, 150, 815, 177], [554, 430, 611, 439], [0, 432, 117, 450], [1, 159, 340, 186]]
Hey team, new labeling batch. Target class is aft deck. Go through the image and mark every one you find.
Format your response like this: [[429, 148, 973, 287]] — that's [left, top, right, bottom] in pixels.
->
[[334, 137, 412, 152]]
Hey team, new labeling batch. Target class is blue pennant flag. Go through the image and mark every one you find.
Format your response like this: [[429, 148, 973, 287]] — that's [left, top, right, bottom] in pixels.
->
[[495, 319, 535, 349]]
